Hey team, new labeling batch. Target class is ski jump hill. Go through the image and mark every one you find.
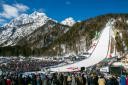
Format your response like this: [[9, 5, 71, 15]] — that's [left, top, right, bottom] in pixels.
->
[[50, 19, 115, 72]]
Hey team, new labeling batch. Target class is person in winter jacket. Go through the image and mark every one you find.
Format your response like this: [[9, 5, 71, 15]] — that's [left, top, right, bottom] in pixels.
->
[[6, 78, 11, 85], [98, 76, 106, 85], [126, 75, 128, 85], [1, 76, 6, 85], [93, 75, 98, 85], [87, 75, 91, 85], [63, 75, 67, 85], [111, 75, 119, 85], [106, 76, 111, 85], [82, 74, 86, 85], [67, 75, 72, 85], [120, 75, 126, 85], [71, 75, 77, 85]]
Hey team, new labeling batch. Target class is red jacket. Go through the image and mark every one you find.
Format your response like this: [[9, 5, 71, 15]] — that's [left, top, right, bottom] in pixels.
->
[[126, 77, 128, 85], [6, 79, 11, 85]]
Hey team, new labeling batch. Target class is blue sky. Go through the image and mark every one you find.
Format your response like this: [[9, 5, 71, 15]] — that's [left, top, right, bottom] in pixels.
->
[[0, 0, 128, 25]]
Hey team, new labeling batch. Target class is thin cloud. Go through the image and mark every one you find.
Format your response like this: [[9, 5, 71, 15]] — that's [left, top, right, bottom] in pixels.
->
[[32, 8, 46, 13], [0, 18, 5, 22], [38, 8, 46, 12], [0, 18, 6, 26], [0, 4, 18, 19], [0, 3, 29, 19], [14, 3, 29, 12]]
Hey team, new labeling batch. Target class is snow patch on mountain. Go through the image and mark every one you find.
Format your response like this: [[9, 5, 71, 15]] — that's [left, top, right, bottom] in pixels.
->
[[61, 17, 75, 26]]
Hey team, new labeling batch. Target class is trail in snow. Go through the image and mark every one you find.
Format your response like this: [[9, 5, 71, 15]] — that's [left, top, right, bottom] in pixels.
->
[[50, 20, 114, 72]]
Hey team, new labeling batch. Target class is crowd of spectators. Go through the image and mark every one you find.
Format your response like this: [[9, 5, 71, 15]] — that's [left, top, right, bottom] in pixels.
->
[[0, 57, 62, 73], [0, 71, 128, 85]]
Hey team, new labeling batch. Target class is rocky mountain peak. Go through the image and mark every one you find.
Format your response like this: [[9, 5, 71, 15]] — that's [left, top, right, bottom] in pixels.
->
[[61, 17, 75, 26]]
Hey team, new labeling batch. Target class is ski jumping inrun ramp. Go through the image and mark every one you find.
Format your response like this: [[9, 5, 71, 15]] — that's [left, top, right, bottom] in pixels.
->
[[50, 20, 114, 72]]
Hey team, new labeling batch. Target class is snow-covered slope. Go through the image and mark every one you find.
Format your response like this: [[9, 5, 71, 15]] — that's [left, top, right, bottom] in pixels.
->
[[0, 11, 51, 46], [61, 17, 75, 26]]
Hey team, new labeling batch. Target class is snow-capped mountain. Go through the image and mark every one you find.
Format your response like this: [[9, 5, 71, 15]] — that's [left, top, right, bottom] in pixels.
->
[[0, 13, 128, 57], [0, 11, 70, 48], [4, 11, 49, 28], [61, 17, 75, 26], [0, 11, 52, 46]]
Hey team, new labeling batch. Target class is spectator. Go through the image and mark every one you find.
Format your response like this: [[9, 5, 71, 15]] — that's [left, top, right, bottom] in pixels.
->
[[120, 75, 126, 85], [98, 76, 106, 85]]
